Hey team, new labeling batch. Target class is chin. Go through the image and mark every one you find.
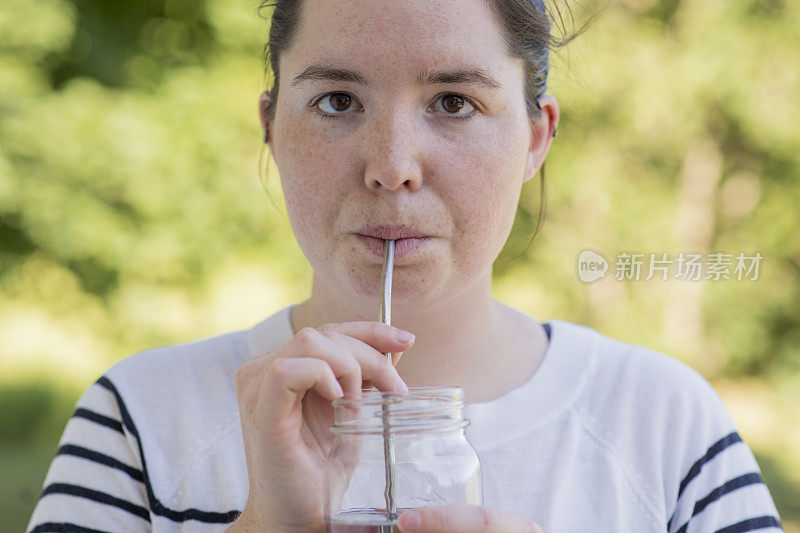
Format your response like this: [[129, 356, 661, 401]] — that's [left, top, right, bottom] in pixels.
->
[[337, 264, 445, 306]]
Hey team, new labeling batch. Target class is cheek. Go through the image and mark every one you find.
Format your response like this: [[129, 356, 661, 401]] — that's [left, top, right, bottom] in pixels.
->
[[274, 118, 349, 233], [446, 128, 525, 242]]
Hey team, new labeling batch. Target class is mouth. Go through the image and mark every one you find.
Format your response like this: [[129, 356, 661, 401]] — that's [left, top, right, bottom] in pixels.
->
[[354, 233, 430, 258], [354, 225, 432, 259], [356, 225, 429, 240]]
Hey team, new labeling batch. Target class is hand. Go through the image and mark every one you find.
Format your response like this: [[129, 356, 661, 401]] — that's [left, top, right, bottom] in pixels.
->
[[397, 505, 543, 533], [227, 322, 414, 533]]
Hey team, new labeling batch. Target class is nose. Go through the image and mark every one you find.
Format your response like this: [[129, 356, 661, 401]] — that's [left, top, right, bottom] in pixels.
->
[[363, 109, 423, 193]]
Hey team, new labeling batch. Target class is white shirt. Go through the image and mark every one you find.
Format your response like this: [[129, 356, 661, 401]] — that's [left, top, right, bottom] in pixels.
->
[[28, 305, 783, 532]]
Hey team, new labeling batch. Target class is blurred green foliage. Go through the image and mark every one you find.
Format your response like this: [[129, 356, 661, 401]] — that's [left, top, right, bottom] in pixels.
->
[[1, 0, 799, 530]]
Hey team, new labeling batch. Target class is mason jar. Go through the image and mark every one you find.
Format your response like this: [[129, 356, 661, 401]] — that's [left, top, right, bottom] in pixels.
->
[[324, 386, 483, 532]]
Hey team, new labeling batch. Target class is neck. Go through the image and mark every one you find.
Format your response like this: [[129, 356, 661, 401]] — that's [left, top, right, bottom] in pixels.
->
[[289, 268, 547, 402]]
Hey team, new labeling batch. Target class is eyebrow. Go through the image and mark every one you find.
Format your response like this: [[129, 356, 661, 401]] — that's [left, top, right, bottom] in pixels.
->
[[290, 64, 368, 86], [289, 63, 502, 90], [418, 67, 502, 89]]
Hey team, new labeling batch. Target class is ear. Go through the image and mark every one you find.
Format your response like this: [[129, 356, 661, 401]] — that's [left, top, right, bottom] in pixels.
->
[[258, 90, 273, 144], [523, 94, 560, 183]]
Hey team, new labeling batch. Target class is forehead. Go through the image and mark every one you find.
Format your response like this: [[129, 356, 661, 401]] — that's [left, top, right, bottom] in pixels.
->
[[283, 0, 513, 82]]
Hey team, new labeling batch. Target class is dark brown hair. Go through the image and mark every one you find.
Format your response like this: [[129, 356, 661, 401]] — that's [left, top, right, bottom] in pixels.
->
[[257, 0, 597, 259]]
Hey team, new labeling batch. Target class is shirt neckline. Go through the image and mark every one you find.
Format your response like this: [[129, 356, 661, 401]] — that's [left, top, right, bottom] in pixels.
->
[[463, 318, 598, 449], [245, 305, 598, 450]]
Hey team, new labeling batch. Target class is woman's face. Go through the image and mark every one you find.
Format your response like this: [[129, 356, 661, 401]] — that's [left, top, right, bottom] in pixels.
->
[[267, 0, 551, 306]]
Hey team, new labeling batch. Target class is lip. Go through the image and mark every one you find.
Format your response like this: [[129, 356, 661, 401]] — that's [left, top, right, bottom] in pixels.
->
[[355, 234, 429, 258], [356, 225, 429, 240]]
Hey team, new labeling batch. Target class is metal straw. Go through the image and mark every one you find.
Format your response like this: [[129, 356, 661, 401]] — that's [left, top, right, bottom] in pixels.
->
[[379, 239, 398, 525]]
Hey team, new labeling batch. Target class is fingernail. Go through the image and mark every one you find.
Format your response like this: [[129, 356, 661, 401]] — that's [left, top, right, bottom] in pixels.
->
[[396, 330, 415, 343], [398, 380, 409, 393], [399, 510, 421, 530]]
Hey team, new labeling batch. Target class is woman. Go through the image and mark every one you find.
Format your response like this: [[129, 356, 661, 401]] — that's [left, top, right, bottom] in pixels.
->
[[28, 0, 782, 531]]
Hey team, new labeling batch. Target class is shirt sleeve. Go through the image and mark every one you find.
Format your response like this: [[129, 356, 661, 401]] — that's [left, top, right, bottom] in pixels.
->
[[665, 382, 783, 533], [26, 376, 152, 532]]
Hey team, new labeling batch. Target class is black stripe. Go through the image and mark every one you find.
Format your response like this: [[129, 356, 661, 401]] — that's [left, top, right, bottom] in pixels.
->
[[543, 322, 552, 340], [674, 472, 766, 533], [29, 522, 109, 532], [96, 377, 140, 438], [57, 444, 144, 483], [694, 472, 764, 516], [73, 408, 124, 434], [678, 432, 743, 499], [715, 515, 782, 533], [41, 483, 150, 521], [668, 431, 743, 530], [95, 376, 242, 524]]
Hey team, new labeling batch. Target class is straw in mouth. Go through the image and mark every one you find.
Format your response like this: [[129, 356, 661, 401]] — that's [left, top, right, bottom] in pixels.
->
[[380, 239, 394, 340]]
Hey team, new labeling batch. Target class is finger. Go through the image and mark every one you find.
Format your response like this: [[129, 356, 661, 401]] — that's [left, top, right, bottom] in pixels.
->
[[261, 357, 343, 428], [397, 505, 541, 533], [391, 350, 405, 366], [288, 327, 365, 396], [318, 321, 415, 355], [321, 329, 408, 393], [288, 327, 407, 396]]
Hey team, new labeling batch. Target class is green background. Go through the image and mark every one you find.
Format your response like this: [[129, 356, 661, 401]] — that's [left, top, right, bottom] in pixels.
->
[[1, 0, 798, 530]]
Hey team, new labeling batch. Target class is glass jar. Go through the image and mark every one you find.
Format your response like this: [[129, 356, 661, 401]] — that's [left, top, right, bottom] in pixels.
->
[[324, 386, 483, 532]]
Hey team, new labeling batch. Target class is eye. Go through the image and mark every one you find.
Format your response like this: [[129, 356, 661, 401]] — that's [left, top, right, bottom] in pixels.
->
[[315, 92, 361, 117], [433, 93, 477, 119]]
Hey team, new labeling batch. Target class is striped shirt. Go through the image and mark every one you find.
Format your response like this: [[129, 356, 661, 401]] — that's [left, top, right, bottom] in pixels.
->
[[28, 306, 783, 532]]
